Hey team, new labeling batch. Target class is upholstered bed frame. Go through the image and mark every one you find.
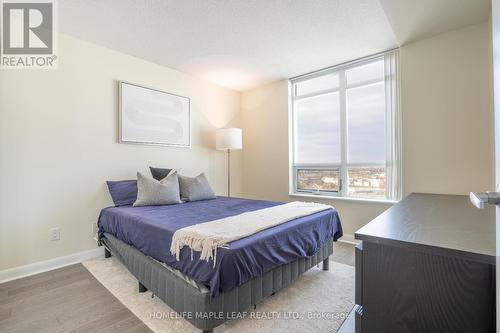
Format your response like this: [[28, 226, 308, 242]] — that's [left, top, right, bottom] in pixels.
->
[[101, 232, 333, 333]]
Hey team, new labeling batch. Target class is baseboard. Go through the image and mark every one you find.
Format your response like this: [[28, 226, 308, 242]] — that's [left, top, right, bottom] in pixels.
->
[[0, 247, 104, 284], [338, 234, 359, 245]]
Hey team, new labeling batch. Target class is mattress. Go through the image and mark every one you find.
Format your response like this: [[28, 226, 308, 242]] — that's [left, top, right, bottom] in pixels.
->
[[98, 196, 342, 297]]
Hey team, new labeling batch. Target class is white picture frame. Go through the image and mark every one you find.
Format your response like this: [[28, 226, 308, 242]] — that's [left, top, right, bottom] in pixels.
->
[[119, 81, 191, 147]]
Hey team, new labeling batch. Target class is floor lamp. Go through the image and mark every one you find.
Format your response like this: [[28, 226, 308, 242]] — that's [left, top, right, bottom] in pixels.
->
[[216, 128, 242, 197]]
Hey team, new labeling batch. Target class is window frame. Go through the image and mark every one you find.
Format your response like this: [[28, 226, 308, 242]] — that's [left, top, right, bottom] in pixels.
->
[[289, 50, 401, 202]]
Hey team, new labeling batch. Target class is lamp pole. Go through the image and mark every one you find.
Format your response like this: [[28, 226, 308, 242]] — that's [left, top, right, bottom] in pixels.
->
[[227, 149, 231, 197], [216, 127, 241, 197]]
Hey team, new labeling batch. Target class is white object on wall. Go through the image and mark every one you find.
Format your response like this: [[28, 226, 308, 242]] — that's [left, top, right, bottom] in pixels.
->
[[119, 81, 191, 147]]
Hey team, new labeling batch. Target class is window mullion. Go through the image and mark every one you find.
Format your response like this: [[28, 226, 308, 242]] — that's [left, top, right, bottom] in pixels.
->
[[339, 70, 348, 197]]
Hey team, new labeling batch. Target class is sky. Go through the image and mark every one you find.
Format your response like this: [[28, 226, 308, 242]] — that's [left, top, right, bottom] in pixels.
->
[[294, 60, 386, 165]]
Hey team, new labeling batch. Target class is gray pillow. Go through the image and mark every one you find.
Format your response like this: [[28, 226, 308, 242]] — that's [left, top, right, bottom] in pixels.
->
[[133, 171, 182, 207], [178, 173, 216, 202], [149, 166, 172, 181]]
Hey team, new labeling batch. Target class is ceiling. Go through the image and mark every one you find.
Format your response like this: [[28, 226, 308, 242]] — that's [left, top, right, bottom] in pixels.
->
[[378, 0, 491, 45], [59, 0, 490, 92]]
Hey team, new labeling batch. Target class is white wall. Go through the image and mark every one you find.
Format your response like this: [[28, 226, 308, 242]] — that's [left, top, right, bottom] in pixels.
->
[[0, 34, 242, 270], [401, 22, 493, 196], [241, 22, 493, 236]]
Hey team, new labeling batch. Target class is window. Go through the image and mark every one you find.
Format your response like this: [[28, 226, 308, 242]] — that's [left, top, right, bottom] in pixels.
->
[[290, 51, 401, 201]]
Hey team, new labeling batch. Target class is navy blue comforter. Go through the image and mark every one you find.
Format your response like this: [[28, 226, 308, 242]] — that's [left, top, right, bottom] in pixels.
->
[[98, 197, 342, 297]]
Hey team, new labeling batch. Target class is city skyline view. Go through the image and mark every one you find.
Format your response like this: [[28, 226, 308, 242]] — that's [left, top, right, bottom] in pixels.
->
[[297, 167, 386, 199]]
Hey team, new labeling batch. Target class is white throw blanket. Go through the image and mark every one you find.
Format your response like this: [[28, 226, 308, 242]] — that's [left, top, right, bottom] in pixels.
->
[[170, 201, 332, 265]]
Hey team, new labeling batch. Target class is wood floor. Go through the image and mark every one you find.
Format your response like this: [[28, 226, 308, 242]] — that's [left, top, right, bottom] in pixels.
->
[[0, 263, 152, 333], [0, 241, 355, 333]]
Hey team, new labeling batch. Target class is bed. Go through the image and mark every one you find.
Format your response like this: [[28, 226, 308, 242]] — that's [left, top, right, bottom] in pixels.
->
[[98, 196, 342, 332]]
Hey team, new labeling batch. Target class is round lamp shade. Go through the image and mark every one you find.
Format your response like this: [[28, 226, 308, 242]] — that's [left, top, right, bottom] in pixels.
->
[[216, 128, 242, 150]]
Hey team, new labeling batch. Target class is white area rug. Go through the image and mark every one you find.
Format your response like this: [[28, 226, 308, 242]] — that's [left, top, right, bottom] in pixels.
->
[[82, 257, 354, 333]]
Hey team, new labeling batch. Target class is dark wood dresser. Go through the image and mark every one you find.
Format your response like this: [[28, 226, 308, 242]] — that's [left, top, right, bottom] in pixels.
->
[[349, 193, 496, 333]]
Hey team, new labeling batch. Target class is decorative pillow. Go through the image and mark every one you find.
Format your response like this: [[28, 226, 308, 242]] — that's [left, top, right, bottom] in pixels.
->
[[149, 167, 172, 181], [106, 180, 137, 206], [178, 173, 216, 202], [133, 171, 182, 207]]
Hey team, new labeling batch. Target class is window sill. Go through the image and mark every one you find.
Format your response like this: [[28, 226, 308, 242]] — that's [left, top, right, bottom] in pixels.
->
[[289, 192, 398, 204]]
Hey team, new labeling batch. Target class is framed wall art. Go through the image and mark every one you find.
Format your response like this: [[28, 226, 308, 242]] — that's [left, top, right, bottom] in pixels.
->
[[119, 81, 191, 147]]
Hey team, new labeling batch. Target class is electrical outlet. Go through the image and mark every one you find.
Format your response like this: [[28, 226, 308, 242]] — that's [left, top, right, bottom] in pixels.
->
[[49, 228, 60, 241]]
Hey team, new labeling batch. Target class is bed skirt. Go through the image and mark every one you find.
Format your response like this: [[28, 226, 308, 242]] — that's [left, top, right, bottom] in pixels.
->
[[101, 232, 333, 332]]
